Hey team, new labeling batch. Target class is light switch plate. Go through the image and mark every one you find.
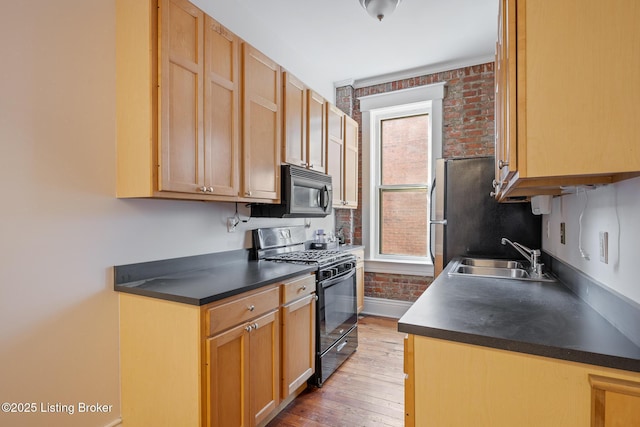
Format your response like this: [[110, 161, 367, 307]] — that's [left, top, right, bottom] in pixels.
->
[[599, 231, 608, 264]]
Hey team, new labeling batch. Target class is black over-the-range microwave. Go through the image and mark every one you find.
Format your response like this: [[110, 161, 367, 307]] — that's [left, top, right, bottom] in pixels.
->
[[250, 165, 332, 218]]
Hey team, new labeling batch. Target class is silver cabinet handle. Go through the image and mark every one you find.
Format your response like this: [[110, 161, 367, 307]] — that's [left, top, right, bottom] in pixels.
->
[[248, 305, 255, 312], [336, 340, 348, 352], [300, 285, 307, 291], [245, 191, 252, 196], [245, 325, 252, 332], [499, 160, 509, 169], [253, 322, 258, 329], [199, 186, 207, 192]]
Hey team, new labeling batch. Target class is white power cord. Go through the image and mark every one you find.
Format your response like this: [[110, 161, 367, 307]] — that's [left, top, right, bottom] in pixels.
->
[[578, 187, 590, 260]]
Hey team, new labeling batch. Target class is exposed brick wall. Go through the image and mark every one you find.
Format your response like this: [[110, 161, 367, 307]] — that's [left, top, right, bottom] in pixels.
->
[[442, 64, 495, 157], [335, 62, 495, 302], [365, 272, 432, 302], [354, 62, 495, 158], [335, 209, 353, 244]]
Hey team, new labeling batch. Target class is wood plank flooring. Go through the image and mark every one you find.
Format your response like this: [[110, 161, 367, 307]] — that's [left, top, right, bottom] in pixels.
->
[[267, 316, 405, 427]]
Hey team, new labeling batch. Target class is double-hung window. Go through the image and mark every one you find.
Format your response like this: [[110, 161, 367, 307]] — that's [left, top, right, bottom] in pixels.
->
[[360, 83, 445, 276], [377, 110, 430, 259]]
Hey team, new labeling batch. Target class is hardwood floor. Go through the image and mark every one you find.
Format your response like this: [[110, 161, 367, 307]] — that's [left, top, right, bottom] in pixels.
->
[[267, 315, 405, 427]]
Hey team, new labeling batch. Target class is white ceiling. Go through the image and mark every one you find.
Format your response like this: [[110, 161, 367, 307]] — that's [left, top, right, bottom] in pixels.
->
[[194, 0, 498, 96]]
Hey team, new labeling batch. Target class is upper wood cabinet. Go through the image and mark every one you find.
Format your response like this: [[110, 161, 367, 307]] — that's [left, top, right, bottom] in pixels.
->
[[282, 73, 327, 174], [326, 103, 359, 209], [241, 44, 281, 201], [158, 0, 204, 194], [203, 15, 240, 197], [307, 90, 327, 173], [282, 72, 307, 169], [116, 0, 279, 203], [343, 115, 359, 209], [494, 0, 640, 201], [326, 103, 345, 207]]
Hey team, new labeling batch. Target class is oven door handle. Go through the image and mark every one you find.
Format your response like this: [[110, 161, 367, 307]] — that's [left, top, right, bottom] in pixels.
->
[[320, 268, 355, 289]]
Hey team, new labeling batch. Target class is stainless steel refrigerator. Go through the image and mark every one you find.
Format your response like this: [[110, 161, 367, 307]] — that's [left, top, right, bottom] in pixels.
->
[[431, 156, 541, 276]]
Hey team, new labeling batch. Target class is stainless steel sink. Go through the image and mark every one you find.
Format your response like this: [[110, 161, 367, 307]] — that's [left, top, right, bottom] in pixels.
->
[[449, 258, 556, 282], [460, 258, 524, 269]]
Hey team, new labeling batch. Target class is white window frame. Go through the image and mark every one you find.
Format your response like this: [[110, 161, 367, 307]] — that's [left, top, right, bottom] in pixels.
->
[[360, 83, 446, 276]]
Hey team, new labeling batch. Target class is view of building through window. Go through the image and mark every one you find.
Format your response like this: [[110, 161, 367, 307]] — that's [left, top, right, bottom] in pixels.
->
[[379, 114, 429, 257]]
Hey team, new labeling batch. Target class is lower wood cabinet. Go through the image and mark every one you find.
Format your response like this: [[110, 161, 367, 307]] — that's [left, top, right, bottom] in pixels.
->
[[343, 247, 365, 313], [119, 273, 317, 427], [280, 275, 316, 399], [404, 335, 640, 427], [207, 309, 280, 427]]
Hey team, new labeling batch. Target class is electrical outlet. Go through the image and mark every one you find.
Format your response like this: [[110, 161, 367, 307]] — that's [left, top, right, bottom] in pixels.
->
[[560, 222, 566, 244], [227, 217, 237, 233], [546, 220, 550, 239], [599, 231, 608, 264]]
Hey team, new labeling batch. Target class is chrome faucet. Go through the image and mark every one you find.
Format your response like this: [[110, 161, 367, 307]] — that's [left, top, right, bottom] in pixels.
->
[[501, 238, 543, 277]]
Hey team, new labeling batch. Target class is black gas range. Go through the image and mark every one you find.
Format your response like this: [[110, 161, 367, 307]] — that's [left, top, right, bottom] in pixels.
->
[[253, 226, 358, 387]]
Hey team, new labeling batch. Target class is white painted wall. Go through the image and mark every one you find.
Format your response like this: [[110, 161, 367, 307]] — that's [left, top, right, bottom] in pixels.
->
[[0, 1, 332, 426], [542, 176, 640, 304]]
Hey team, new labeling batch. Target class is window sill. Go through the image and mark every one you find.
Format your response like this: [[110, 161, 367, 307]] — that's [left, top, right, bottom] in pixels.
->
[[364, 259, 434, 277]]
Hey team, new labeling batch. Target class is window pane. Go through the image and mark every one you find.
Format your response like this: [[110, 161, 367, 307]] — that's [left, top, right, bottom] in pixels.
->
[[381, 115, 429, 185], [380, 189, 428, 257]]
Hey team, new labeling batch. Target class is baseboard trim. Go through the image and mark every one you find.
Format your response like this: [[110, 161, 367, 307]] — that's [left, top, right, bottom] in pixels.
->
[[361, 297, 413, 319]]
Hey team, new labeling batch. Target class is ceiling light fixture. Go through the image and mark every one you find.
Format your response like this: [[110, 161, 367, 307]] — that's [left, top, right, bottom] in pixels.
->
[[359, 0, 402, 22]]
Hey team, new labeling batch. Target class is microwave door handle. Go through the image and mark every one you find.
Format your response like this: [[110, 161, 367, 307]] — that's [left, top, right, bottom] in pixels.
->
[[321, 185, 330, 209]]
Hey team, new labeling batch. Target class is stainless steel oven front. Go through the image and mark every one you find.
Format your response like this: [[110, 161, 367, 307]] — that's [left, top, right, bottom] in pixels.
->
[[312, 258, 358, 387]]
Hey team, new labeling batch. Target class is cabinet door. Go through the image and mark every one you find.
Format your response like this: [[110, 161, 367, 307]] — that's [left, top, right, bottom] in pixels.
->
[[590, 375, 640, 427], [159, 0, 204, 193], [404, 334, 415, 427], [326, 103, 345, 207], [283, 72, 307, 168], [307, 90, 326, 173], [494, 0, 517, 196], [343, 115, 359, 209], [249, 310, 280, 427], [204, 16, 240, 197], [207, 323, 250, 427], [241, 44, 281, 201], [281, 294, 316, 398], [356, 263, 364, 314]]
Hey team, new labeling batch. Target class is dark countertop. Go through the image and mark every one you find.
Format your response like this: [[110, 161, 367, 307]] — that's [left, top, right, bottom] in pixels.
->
[[398, 257, 640, 372], [114, 250, 316, 306]]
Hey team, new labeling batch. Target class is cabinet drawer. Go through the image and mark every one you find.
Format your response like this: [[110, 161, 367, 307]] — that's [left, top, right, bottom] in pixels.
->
[[281, 274, 316, 304], [207, 286, 279, 337]]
